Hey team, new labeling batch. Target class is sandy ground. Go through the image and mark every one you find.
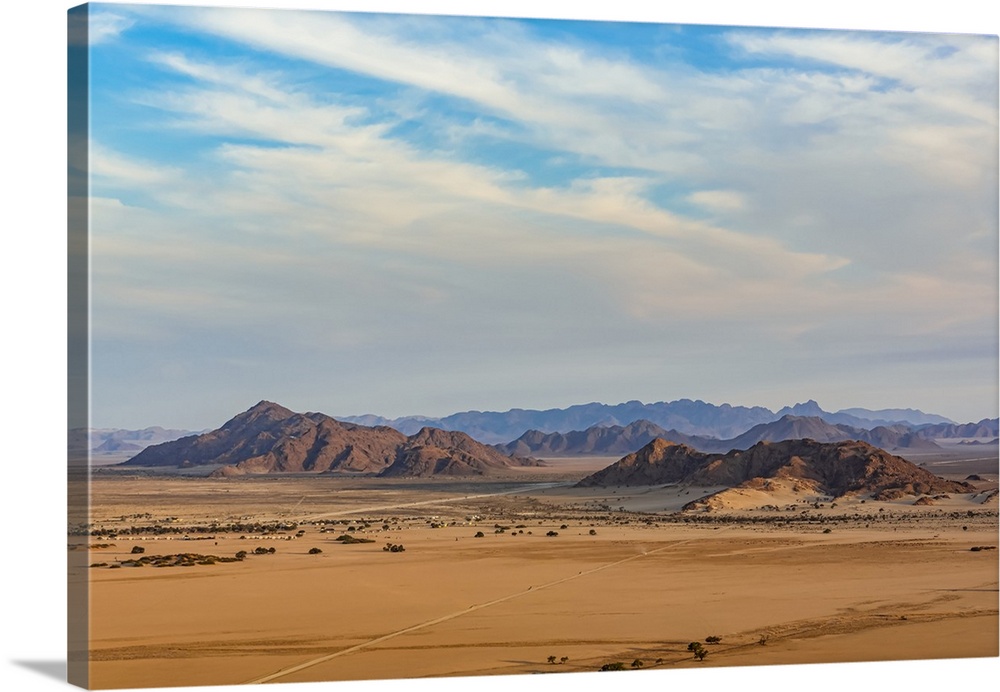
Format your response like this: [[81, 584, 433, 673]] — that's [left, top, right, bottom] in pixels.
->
[[74, 467, 999, 690]]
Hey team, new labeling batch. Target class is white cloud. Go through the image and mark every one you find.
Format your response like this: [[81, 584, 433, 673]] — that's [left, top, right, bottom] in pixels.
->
[[84, 7, 997, 427], [688, 190, 748, 212], [87, 11, 136, 45]]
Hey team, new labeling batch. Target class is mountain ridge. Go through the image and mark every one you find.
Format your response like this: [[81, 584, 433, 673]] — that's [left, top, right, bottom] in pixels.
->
[[339, 399, 966, 444], [122, 401, 540, 478], [575, 438, 974, 502], [497, 414, 960, 457]]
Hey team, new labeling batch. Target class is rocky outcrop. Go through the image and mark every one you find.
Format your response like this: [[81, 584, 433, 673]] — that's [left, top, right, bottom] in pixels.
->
[[576, 437, 972, 500]]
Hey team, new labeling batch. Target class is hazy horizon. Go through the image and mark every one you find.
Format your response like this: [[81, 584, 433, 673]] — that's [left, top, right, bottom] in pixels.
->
[[80, 3, 999, 431]]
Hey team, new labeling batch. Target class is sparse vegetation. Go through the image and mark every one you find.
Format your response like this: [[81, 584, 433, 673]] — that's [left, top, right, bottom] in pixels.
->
[[600, 662, 626, 671], [335, 534, 376, 544], [383, 543, 406, 552], [705, 635, 722, 643], [93, 553, 243, 569], [688, 641, 708, 660]]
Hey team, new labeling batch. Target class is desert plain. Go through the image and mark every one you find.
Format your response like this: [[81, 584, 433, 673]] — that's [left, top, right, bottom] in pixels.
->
[[73, 447, 998, 689]]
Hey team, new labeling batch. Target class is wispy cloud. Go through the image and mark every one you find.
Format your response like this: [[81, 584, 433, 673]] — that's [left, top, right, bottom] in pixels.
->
[[85, 6, 998, 426], [87, 10, 136, 45]]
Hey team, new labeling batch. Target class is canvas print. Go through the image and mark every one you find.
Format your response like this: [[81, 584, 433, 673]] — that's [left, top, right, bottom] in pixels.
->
[[68, 2, 999, 690]]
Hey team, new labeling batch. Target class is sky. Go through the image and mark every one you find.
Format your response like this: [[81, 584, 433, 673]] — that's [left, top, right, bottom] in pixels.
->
[[75, 1, 999, 430]]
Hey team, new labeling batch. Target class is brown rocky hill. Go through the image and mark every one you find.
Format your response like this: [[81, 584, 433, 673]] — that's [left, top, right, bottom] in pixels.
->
[[576, 437, 972, 500], [382, 427, 544, 477], [121, 401, 538, 477]]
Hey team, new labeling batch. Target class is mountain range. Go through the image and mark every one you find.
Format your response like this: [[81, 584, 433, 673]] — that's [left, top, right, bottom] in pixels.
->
[[575, 438, 974, 502], [338, 399, 961, 444], [121, 401, 541, 478], [69, 426, 199, 455], [498, 414, 997, 457]]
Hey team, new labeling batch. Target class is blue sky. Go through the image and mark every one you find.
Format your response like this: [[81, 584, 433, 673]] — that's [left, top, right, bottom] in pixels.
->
[[78, 1, 998, 429]]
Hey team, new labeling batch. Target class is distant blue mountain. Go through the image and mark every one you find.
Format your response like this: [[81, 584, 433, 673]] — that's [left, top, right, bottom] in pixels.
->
[[339, 399, 960, 445]]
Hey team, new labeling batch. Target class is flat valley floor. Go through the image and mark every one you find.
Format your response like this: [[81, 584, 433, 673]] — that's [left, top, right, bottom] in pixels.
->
[[74, 450, 999, 688]]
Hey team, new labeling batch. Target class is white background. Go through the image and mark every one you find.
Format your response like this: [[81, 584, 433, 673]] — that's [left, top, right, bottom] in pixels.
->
[[1, 2, 997, 692]]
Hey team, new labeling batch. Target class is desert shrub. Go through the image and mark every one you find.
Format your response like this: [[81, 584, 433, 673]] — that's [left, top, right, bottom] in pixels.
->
[[705, 635, 722, 643], [130, 546, 145, 554], [560, 524, 568, 530], [546, 531, 559, 537], [308, 547, 322, 554], [589, 529, 597, 535], [335, 534, 375, 544], [600, 662, 626, 671], [560, 656, 568, 664], [235, 550, 247, 560], [631, 659, 643, 668], [687, 641, 708, 660], [547, 656, 556, 664], [384, 543, 405, 552], [474, 531, 485, 538]]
